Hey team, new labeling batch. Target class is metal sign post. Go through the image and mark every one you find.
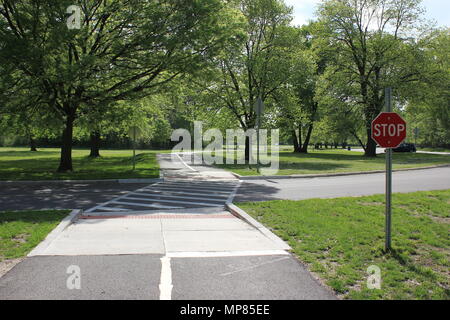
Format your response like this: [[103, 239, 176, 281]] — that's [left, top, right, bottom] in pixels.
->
[[385, 87, 393, 252], [372, 88, 407, 252]]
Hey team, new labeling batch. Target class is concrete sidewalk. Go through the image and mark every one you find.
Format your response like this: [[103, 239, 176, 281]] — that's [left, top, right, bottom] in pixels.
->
[[29, 211, 286, 256], [0, 209, 336, 300]]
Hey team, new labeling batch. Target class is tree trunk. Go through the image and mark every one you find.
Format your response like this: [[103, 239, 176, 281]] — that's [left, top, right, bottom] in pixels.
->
[[292, 130, 301, 153], [58, 115, 75, 172], [300, 124, 314, 154], [30, 136, 38, 152], [245, 135, 250, 163], [89, 131, 101, 158], [364, 128, 377, 157]]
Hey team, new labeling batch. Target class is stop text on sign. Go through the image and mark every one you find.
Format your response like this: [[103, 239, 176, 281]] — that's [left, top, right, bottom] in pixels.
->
[[371, 112, 407, 148], [373, 123, 406, 138]]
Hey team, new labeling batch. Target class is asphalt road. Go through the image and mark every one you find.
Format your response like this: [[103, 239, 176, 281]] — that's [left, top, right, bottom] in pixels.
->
[[0, 181, 148, 211], [0, 255, 162, 300], [1, 167, 449, 211], [171, 255, 335, 300], [0, 254, 335, 300], [234, 167, 450, 202]]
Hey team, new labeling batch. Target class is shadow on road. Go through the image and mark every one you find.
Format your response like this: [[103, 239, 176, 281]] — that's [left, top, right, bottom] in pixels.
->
[[0, 182, 148, 211], [234, 181, 283, 203]]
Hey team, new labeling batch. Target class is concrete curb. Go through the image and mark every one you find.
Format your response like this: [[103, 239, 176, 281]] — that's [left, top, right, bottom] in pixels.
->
[[28, 209, 83, 257], [226, 204, 291, 251], [232, 164, 450, 181], [0, 178, 163, 185]]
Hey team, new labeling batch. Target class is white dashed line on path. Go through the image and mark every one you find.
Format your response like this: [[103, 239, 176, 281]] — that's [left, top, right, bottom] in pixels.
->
[[159, 256, 173, 300]]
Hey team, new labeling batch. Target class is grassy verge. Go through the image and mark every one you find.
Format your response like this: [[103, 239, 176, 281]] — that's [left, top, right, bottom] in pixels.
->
[[216, 149, 450, 176], [239, 190, 450, 300], [0, 210, 70, 262], [0, 147, 169, 181]]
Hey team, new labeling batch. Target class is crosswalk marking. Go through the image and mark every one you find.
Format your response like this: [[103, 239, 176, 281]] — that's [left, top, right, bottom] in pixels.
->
[[132, 190, 229, 199], [96, 207, 129, 212], [153, 184, 235, 192], [115, 197, 224, 207], [164, 182, 235, 190], [143, 185, 232, 195], [85, 180, 241, 214], [128, 192, 227, 202], [110, 201, 184, 209]]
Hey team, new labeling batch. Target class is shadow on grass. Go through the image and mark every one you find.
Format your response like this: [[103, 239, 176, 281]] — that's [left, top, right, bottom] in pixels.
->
[[278, 161, 351, 171], [280, 151, 379, 162], [0, 150, 61, 158], [281, 151, 450, 165], [389, 248, 448, 298], [0, 210, 69, 223], [0, 153, 159, 181], [217, 155, 352, 172]]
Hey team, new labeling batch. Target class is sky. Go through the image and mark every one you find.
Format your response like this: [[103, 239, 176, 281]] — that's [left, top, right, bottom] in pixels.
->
[[284, 0, 450, 27]]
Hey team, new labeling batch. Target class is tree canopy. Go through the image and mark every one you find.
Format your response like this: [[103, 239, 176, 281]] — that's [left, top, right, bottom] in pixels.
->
[[0, 0, 448, 170]]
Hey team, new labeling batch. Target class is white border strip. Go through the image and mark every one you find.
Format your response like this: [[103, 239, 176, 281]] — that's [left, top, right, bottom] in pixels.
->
[[226, 181, 243, 204], [175, 153, 197, 172], [159, 256, 173, 300], [167, 250, 289, 258], [96, 206, 129, 212]]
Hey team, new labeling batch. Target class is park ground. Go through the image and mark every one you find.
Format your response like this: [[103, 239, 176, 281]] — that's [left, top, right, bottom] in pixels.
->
[[1, 147, 449, 181], [216, 148, 450, 176], [0, 210, 69, 277], [0, 147, 168, 181], [239, 189, 450, 300], [1, 147, 449, 300]]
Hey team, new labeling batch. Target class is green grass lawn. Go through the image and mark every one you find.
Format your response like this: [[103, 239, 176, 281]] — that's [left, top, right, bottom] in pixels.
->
[[239, 190, 450, 300], [0, 210, 70, 262], [0, 147, 169, 181], [216, 149, 450, 176], [419, 147, 450, 153]]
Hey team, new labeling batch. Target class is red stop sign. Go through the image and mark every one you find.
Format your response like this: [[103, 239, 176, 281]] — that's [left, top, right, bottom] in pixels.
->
[[371, 112, 407, 148]]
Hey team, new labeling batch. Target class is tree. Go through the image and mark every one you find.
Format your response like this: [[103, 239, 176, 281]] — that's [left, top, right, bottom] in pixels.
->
[[316, 0, 427, 157], [192, 0, 293, 162], [404, 28, 450, 148], [0, 69, 60, 151], [274, 49, 318, 153], [0, 0, 243, 171], [274, 23, 328, 154]]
